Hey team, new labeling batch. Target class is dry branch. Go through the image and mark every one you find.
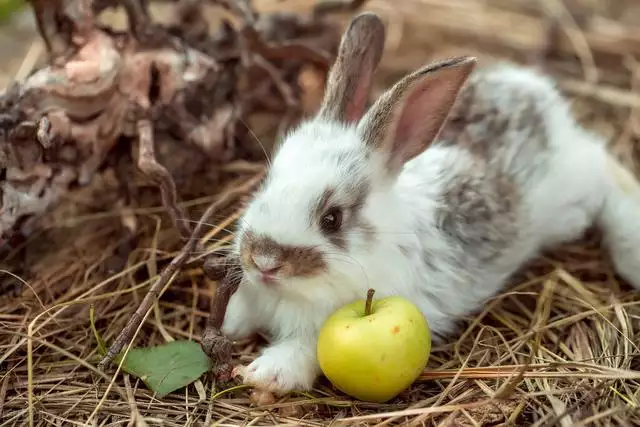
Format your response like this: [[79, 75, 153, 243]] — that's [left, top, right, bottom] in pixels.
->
[[97, 170, 263, 369], [0, 0, 344, 249], [86, 0, 372, 374], [199, 254, 242, 381], [0, 0, 369, 384]]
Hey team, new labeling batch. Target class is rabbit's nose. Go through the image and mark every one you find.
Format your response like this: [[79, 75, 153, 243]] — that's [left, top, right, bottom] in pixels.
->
[[251, 254, 283, 274]]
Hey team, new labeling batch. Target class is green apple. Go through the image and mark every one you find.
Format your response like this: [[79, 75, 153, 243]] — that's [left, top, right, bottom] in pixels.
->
[[317, 289, 431, 403]]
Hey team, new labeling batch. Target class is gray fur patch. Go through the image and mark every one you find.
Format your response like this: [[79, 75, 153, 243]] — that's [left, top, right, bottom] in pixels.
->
[[398, 244, 411, 257], [420, 246, 439, 273], [427, 66, 555, 264], [438, 67, 550, 180], [436, 169, 520, 262]]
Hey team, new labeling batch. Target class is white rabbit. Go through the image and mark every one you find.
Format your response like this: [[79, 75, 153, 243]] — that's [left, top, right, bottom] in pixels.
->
[[220, 12, 640, 395]]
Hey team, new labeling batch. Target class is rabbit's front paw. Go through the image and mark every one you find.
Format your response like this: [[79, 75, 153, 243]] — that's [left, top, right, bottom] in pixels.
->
[[240, 339, 319, 395]]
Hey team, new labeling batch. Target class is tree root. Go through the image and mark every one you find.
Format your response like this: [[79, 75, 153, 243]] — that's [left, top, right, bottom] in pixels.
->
[[5, 0, 371, 378]]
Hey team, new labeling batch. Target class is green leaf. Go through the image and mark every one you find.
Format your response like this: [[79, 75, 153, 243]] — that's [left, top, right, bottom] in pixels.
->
[[122, 341, 212, 398], [89, 307, 211, 398]]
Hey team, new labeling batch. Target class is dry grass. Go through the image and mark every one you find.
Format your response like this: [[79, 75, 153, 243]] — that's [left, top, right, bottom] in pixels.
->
[[2, 0, 640, 425]]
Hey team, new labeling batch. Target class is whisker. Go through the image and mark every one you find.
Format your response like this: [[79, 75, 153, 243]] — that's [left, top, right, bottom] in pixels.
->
[[239, 117, 272, 168], [321, 252, 371, 288], [186, 249, 236, 257], [195, 237, 235, 244], [177, 217, 237, 227]]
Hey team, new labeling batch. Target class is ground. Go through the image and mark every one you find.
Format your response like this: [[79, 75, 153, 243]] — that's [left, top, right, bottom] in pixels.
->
[[1, 0, 639, 426]]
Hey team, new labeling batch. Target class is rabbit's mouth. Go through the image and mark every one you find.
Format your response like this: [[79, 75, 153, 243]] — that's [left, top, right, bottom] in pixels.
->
[[244, 268, 282, 288], [258, 271, 280, 287]]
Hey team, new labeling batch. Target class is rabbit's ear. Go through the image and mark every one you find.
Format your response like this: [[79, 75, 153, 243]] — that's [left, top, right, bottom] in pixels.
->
[[318, 12, 386, 124], [359, 56, 476, 174]]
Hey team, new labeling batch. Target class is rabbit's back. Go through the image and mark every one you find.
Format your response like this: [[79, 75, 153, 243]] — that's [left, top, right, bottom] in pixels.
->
[[397, 63, 600, 301], [438, 63, 576, 184]]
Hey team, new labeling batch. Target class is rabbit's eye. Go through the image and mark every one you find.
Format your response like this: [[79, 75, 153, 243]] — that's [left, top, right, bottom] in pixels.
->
[[320, 207, 343, 234]]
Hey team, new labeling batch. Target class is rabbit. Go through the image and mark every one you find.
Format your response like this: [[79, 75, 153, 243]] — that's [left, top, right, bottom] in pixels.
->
[[220, 12, 640, 395]]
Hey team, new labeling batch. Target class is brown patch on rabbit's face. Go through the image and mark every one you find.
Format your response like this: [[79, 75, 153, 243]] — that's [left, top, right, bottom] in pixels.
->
[[240, 231, 327, 279]]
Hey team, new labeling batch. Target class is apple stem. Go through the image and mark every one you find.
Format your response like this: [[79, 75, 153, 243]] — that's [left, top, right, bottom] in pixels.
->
[[364, 288, 375, 316]]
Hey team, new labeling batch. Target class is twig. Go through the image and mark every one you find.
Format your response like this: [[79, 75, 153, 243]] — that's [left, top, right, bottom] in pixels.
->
[[244, 29, 332, 69], [29, 0, 73, 58], [253, 55, 298, 108], [220, 0, 334, 69], [136, 115, 192, 240], [200, 256, 242, 380], [1, 0, 350, 244], [98, 171, 264, 369]]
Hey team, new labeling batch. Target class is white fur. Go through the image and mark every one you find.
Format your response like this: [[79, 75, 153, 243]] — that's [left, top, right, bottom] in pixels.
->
[[221, 64, 640, 395]]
